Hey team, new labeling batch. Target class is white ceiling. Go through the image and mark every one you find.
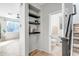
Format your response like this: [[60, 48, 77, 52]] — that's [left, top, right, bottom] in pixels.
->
[[0, 3, 20, 19], [0, 3, 44, 19], [0, 3, 46, 19]]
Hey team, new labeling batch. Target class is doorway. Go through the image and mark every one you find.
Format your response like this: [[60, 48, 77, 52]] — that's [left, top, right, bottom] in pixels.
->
[[49, 12, 63, 56]]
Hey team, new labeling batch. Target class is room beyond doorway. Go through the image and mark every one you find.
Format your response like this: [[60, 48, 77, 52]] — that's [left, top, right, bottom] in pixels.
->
[[49, 12, 63, 56]]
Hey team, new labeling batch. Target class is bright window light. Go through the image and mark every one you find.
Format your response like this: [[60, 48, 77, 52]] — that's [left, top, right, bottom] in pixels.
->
[[6, 21, 20, 32]]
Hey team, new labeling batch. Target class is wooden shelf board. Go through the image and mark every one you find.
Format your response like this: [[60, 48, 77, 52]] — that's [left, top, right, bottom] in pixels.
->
[[29, 13, 40, 18], [29, 21, 40, 25], [29, 32, 40, 34]]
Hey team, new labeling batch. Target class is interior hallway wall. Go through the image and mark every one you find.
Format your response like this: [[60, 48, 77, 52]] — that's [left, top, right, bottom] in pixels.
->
[[19, 3, 29, 56], [40, 3, 62, 52], [73, 3, 79, 24], [39, 3, 73, 52]]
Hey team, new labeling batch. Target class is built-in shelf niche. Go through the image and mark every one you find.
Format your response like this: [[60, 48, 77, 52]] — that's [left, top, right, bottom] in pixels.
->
[[29, 4, 40, 35]]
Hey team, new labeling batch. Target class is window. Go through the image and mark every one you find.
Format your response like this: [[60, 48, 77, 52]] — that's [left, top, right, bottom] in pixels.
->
[[6, 21, 20, 32]]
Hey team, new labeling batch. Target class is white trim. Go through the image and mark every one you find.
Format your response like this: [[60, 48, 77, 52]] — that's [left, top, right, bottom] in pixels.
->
[[49, 10, 62, 15], [48, 14, 51, 54], [19, 3, 26, 56], [62, 3, 65, 37], [71, 16, 74, 56], [48, 11, 62, 54]]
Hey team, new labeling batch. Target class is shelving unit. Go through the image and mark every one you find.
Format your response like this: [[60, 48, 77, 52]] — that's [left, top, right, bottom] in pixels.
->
[[29, 4, 40, 35], [28, 4, 41, 55]]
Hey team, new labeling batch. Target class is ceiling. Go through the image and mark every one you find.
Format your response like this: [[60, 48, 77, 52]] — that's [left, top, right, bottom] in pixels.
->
[[0, 3, 20, 19]]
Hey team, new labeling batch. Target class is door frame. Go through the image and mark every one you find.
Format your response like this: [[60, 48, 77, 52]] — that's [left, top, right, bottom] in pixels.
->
[[48, 10, 62, 54]]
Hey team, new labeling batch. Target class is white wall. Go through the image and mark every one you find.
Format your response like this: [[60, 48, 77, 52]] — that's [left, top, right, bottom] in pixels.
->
[[5, 32, 19, 40], [19, 3, 29, 56], [40, 3, 62, 52], [29, 34, 40, 52], [25, 3, 29, 56], [73, 3, 79, 24]]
